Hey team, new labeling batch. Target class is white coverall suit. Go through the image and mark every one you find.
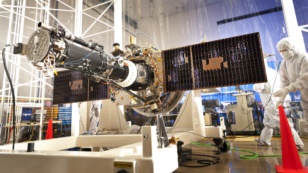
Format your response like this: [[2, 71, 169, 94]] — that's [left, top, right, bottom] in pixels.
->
[[253, 59, 304, 147], [274, 37, 308, 133], [88, 101, 100, 134]]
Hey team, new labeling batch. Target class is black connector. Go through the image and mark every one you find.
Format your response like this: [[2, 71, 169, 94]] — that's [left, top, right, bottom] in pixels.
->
[[177, 141, 192, 165], [13, 43, 25, 55], [27, 143, 35, 152]]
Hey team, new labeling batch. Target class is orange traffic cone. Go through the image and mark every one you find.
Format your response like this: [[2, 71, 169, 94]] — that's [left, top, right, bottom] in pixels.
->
[[45, 119, 53, 139], [275, 106, 308, 173]]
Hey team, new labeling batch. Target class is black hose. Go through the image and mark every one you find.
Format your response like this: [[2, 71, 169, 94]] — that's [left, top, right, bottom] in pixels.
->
[[2, 46, 16, 150], [180, 154, 220, 168]]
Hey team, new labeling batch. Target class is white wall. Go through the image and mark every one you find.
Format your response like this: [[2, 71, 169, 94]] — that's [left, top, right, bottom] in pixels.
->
[[133, 2, 224, 50], [134, 0, 283, 50]]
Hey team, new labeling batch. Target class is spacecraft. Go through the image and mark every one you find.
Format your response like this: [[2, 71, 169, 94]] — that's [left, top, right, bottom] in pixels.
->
[[13, 22, 267, 147]]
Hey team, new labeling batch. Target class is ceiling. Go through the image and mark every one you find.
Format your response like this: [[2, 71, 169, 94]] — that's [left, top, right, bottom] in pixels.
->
[[124, 0, 223, 23]]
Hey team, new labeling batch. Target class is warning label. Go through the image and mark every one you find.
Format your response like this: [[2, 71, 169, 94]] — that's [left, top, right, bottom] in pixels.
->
[[114, 162, 133, 169]]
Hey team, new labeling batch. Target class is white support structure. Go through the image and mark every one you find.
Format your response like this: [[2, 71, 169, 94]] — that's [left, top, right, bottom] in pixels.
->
[[98, 100, 129, 132], [0, 134, 181, 173], [281, 0, 306, 52], [0, 90, 215, 173], [74, 0, 83, 37], [71, 103, 80, 136], [169, 91, 205, 139], [114, 0, 123, 48], [169, 91, 225, 140]]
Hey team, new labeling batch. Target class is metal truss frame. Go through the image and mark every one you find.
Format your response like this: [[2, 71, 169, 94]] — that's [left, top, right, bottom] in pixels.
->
[[300, 24, 308, 35], [0, 0, 121, 142], [280, 0, 307, 52]]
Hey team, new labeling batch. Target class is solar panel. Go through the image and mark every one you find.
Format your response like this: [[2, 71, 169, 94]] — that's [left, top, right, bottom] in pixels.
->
[[53, 33, 266, 104], [162, 32, 266, 92], [89, 80, 109, 101], [53, 71, 109, 104]]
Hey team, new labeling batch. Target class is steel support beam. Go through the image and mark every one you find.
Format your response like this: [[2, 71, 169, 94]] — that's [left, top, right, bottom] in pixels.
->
[[281, 0, 306, 51], [114, 0, 122, 48]]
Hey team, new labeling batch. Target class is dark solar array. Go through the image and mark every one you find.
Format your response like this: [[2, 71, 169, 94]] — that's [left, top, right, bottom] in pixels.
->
[[89, 80, 109, 101], [162, 32, 267, 92], [53, 71, 109, 104], [162, 46, 193, 91]]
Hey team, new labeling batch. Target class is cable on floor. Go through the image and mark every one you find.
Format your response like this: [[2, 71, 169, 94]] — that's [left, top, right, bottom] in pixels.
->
[[191, 142, 308, 160], [179, 154, 220, 168], [177, 140, 220, 168]]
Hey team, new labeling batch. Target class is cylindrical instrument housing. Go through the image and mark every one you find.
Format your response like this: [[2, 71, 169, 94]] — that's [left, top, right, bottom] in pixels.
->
[[64, 42, 103, 71]]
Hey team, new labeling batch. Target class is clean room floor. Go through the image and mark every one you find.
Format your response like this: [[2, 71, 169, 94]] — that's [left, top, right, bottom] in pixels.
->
[[173, 136, 308, 173]]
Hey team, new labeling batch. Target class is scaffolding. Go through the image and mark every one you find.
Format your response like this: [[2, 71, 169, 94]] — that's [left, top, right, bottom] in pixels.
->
[[0, 0, 120, 144]]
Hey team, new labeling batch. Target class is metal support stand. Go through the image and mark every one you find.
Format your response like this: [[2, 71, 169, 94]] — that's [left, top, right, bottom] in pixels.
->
[[155, 113, 169, 148]]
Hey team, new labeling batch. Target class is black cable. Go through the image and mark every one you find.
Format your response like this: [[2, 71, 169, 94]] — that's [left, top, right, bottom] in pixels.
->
[[102, 147, 109, 151], [64, 51, 94, 65], [177, 139, 220, 168], [263, 56, 280, 109], [239, 121, 255, 132], [96, 130, 101, 135], [179, 153, 220, 168], [109, 81, 146, 103], [2, 46, 16, 150], [173, 131, 226, 166], [236, 56, 280, 132], [226, 135, 255, 138], [175, 134, 220, 168], [235, 92, 255, 133]]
